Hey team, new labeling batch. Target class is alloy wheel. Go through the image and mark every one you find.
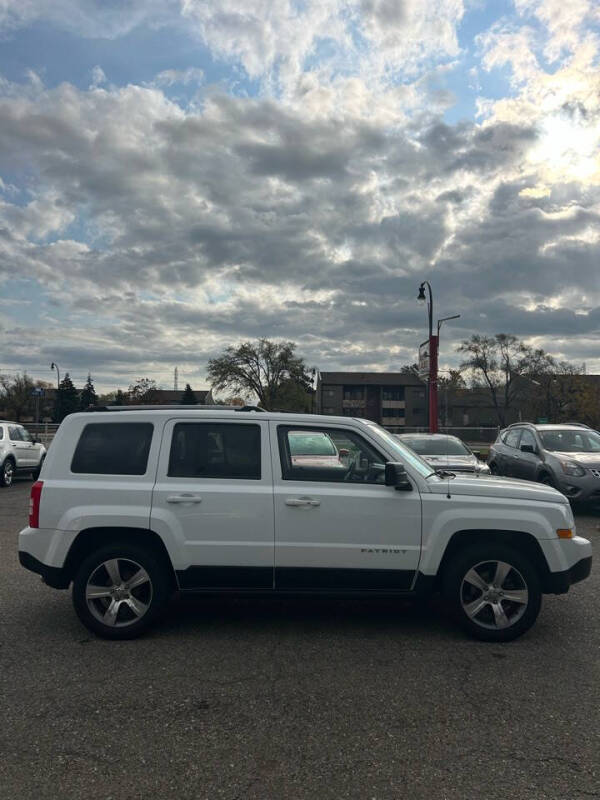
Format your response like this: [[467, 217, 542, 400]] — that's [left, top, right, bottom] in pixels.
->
[[460, 560, 529, 631], [85, 557, 153, 628], [3, 460, 14, 486]]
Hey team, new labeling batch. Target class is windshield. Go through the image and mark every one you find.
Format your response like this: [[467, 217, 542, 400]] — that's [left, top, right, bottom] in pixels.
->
[[399, 436, 471, 456], [364, 423, 433, 477], [540, 429, 600, 453], [289, 432, 337, 456]]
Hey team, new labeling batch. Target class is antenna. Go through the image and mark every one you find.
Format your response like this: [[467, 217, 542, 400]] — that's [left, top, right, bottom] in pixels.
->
[[174, 367, 178, 392]]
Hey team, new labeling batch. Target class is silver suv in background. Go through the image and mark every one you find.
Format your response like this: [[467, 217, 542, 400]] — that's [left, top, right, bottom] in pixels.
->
[[0, 421, 47, 487], [488, 423, 600, 504]]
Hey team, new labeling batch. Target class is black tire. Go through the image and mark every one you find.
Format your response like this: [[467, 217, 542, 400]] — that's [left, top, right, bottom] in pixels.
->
[[0, 457, 15, 487], [31, 456, 45, 481], [442, 543, 542, 642], [72, 541, 171, 640]]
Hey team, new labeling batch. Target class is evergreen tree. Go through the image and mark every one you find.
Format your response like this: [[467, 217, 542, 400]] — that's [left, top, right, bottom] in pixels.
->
[[79, 373, 98, 410], [54, 373, 79, 422], [181, 383, 198, 404]]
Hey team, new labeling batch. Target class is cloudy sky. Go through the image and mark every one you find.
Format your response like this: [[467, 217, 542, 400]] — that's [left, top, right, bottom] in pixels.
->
[[0, 0, 599, 393]]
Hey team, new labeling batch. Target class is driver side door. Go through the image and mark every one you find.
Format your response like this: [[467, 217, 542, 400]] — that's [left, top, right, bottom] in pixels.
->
[[271, 423, 422, 591]]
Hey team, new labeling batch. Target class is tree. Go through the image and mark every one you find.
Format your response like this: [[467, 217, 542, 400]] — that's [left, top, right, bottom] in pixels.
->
[[0, 373, 35, 421], [207, 339, 312, 410], [457, 334, 534, 426], [114, 390, 127, 406], [181, 384, 198, 404], [79, 373, 98, 410], [128, 378, 159, 404], [55, 373, 79, 422]]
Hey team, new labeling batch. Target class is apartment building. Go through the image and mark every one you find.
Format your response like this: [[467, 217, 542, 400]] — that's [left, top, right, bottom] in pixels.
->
[[318, 372, 427, 429]]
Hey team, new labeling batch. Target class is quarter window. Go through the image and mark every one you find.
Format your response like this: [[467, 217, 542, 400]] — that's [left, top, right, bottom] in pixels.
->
[[278, 426, 386, 484], [71, 423, 154, 475], [168, 423, 261, 480]]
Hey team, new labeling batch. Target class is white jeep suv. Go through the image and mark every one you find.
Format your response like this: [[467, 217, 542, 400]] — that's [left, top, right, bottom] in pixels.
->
[[18, 406, 592, 641], [1, 421, 47, 487]]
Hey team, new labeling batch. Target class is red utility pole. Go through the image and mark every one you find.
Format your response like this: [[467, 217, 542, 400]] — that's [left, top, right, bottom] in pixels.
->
[[428, 334, 439, 433]]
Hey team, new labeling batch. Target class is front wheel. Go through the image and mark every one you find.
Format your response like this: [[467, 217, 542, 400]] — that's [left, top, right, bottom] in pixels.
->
[[442, 543, 542, 642], [72, 542, 171, 639]]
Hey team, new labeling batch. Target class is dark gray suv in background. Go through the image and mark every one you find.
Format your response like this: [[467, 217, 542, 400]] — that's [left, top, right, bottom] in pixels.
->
[[488, 423, 600, 504]]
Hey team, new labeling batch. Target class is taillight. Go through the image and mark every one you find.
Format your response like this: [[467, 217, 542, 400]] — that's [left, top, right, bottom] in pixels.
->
[[29, 481, 43, 528]]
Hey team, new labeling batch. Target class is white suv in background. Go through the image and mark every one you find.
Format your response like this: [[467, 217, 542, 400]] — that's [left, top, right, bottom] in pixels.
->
[[18, 406, 591, 641], [0, 421, 47, 487]]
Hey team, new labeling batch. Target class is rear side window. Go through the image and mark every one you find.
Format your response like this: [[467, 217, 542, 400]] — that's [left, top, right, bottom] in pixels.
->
[[71, 423, 154, 475], [168, 423, 261, 479]]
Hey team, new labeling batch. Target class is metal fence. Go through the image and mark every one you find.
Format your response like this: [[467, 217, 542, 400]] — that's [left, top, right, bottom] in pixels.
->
[[26, 422, 60, 447]]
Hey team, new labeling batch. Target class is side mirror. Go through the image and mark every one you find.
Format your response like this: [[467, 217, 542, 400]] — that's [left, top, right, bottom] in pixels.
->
[[520, 444, 535, 454], [385, 462, 412, 491]]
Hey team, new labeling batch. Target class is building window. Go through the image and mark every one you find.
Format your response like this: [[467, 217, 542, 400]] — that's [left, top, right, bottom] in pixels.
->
[[412, 407, 423, 415], [382, 388, 404, 401], [343, 386, 364, 401], [382, 408, 405, 417]]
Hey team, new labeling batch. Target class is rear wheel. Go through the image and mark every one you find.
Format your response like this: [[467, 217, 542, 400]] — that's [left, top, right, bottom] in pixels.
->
[[0, 458, 15, 487], [72, 542, 171, 639], [442, 543, 542, 642]]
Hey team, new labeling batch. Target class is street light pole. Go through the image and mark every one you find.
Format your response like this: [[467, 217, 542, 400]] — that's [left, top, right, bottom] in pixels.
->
[[417, 281, 438, 433], [50, 362, 60, 390]]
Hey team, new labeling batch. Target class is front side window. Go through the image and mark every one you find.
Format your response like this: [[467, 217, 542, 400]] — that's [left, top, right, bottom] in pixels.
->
[[504, 429, 521, 449], [519, 429, 537, 450], [71, 423, 154, 475], [168, 423, 261, 479], [279, 426, 385, 484], [19, 427, 33, 443]]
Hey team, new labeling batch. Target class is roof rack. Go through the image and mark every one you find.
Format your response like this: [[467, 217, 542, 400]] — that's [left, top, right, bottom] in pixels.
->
[[560, 421, 591, 428], [85, 404, 266, 413]]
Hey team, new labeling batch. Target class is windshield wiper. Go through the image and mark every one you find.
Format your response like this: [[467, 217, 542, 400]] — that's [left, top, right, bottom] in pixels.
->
[[425, 469, 456, 479]]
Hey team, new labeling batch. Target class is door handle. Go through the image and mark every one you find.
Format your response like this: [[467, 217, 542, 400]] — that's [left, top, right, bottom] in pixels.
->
[[285, 497, 321, 507], [166, 494, 203, 504]]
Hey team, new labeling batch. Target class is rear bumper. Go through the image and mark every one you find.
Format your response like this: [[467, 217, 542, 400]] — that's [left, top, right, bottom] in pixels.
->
[[18, 551, 70, 589], [545, 555, 592, 594]]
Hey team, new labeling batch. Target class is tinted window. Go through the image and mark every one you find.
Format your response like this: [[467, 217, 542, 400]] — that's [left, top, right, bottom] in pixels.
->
[[168, 423, 261, 479], [71, 423, 153, 475], [279, 425, 386, 484], [504, 429, 521, 448]]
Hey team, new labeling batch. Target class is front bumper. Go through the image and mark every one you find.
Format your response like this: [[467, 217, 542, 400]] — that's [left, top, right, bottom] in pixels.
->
[[554, 473, 600, 503], [545, 555, 592, 594], [19, 551, 70, 589]]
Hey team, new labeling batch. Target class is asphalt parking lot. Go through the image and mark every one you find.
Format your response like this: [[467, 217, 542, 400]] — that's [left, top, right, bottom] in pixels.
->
[[1, 479, 599, 800]]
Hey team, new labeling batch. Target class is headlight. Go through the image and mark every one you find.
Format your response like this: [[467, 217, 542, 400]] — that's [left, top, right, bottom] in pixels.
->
[[560, 461, 585, 477], [477, 463, 491, 473]]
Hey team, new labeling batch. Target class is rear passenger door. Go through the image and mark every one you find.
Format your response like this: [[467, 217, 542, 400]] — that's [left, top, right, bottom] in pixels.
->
[[150, 418, 274, 590]]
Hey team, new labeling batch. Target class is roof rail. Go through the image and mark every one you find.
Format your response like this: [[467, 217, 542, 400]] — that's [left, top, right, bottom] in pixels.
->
[[85, 404, 266, 413], [507, 421, 535, 428], [560, 421, 590, 428]]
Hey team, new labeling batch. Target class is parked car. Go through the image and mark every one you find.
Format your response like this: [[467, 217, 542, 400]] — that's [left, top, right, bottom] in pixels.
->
[[288, 430, 348, 472], [19, 407, 591, 642], [394, 433, 491, 475], [488, 423, 600, 504], [0, 421, 47, 487]]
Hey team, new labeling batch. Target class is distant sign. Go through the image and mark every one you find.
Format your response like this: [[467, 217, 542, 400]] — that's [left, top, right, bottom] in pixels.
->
[[31, 387, 45, 397], [418, 339, 430, 380]]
